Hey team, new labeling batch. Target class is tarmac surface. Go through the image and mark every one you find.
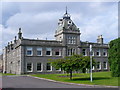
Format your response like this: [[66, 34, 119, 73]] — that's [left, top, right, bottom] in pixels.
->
[[2, 75, 92, 88], [1, 75, 119, 89]]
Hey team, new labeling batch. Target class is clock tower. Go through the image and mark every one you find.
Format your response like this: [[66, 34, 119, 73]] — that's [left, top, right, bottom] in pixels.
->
[[55, 7, 81, 56]]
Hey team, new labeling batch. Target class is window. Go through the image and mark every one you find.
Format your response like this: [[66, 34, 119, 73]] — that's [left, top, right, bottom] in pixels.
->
[[70, 37, 72, 44], [37, 63, 42, 71], [103, 49, 107, 56], [103, 62, 107, 69], [37, 48, 42, 56], [68, 49, 70, 56], [73, 37, 76, 44], [82, 49, 87, 56], [26, 47, 33, 56], [92, 66, 95, 70], [68, 48, 76, 56], [97, 62, 101, 70], [46, 48, 52, 56], [27, 62, 32, 72], [46, 63, 52, 71], [91, 51, 94, 56], [96, 49, 100, 56], [55, 51, 59, 55], [67, 36, 76, 44], [54, 49, 61, 56], [56, 68, 61, 71], [73, 49, 75, 54]]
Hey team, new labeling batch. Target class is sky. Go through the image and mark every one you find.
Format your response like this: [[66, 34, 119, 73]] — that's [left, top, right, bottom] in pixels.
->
[[0, 1, 118, 54]]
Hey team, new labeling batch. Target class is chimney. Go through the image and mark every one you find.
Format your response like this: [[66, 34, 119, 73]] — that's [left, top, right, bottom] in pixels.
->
[[14, 36, 17, 43], [18, 28, 22, 39], [10, 41, 13, 50], [97, 35, 103, 44], [8, 42, 10, 46], [10, 41, 12, 44]]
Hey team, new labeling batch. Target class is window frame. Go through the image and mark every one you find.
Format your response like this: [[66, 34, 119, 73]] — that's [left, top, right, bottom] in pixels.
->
[[36, 62, 42, 72], [96, 49, 101, 56], [46, 63, 52, 71], [37, 48, 42, 56], [67, 36, 76, 44], [91, 51, 94, 56], [26, 62, 33, 72], [103, 62, 107, 69], [26, 47, 33, 56], [103, 49, 107, 56], [97, 62, 101, 70], [92, 66, 95, 70], [46, 48, 52, 56], [82, 49, 87, 56], [56, 68, 61, 71], [54, 49, 61, 56]]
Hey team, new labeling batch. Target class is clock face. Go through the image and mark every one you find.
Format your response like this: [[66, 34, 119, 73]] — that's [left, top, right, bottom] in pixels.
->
[[68, 20, 72, 25]]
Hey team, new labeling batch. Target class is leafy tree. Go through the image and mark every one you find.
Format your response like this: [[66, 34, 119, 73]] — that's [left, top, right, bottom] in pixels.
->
[[49, 54, 96, 80], [108, 38, 120, 77]]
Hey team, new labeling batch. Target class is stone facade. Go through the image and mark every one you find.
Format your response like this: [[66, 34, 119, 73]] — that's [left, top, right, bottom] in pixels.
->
[[0, 54, 3, 72], [2, 10, 109, 74]]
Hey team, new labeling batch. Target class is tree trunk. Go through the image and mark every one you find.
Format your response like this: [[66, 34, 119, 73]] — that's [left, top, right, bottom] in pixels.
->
[[70, 70, 72, 80], [82, 68, 86, 73]]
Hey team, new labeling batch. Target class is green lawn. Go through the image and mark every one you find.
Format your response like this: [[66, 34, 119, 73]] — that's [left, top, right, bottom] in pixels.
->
[[0, 73, 15, 76], [31, 71, 118, 86]]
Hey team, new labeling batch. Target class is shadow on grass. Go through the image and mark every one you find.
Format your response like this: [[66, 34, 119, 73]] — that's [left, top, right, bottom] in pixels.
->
[[59, 75, 84, 77], [72, 77, 111, 81]]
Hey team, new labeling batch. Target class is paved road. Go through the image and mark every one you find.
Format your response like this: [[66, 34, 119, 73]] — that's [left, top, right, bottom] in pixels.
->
[[1, 75, 118, 89], [2, 75, 95, 88]]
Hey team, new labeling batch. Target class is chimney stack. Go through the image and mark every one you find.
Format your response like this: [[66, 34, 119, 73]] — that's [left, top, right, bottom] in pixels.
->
[[14, 36, 17, 43], [97, 35, 103, 44], [18, 28, 22, 39]]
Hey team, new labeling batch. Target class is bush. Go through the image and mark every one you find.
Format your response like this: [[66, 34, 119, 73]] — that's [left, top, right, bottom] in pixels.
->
[[108, 38, 120, 77]]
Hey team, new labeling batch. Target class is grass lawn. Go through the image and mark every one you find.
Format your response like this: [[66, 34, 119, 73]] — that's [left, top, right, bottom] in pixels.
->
[[31, 71, 118, 86], [0, 73, 15, 76]]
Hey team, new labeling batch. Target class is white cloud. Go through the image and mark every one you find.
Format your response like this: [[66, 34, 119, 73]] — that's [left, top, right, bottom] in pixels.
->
[[5, 11, 63, 40], [80, 12, 118, 43], [1, 2, 118, 54]]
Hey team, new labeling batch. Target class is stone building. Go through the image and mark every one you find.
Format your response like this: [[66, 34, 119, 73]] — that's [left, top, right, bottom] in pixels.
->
[[0, 54, 3, 72], [2, 10, 109, 74]]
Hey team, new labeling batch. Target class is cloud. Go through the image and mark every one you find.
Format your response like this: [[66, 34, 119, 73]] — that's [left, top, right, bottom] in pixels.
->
[[1, 2, 118, 54], [72, 2, 118, 43], [5, 11, 64, 40]]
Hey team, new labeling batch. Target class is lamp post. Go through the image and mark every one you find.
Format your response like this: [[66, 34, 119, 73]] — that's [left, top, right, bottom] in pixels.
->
[[90, 44, 93, 82]]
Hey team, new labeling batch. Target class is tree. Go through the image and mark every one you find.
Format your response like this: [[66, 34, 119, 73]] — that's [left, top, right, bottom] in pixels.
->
[[108, 38, 120, 77], [49, 54, 96, 80]]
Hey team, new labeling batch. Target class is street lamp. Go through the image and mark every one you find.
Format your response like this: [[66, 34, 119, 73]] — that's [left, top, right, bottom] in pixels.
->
[[90, 44, 93, 82]]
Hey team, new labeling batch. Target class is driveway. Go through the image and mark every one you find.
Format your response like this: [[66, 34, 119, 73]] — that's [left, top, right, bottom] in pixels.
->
[[1, 75, 118, 89]]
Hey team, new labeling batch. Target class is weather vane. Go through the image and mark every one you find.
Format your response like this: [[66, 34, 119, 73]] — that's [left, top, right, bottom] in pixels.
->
[[66, 6, 68, 14]]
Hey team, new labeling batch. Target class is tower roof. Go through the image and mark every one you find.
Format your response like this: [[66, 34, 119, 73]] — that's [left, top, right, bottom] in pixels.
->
[[63, 6, 71, 19]]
